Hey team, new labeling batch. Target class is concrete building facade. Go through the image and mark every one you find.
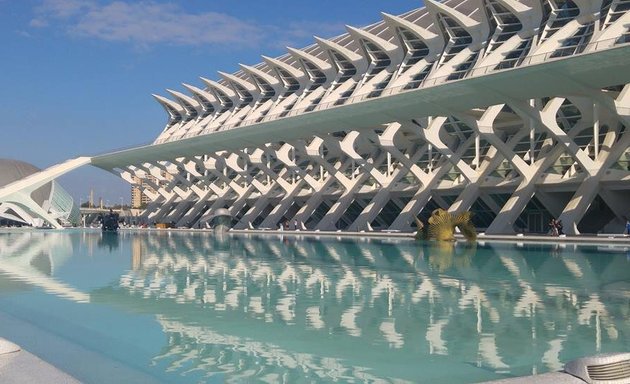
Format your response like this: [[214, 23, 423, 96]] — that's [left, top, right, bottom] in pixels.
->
[[131, 175, 157, 209], [95, 0, 630, 233], [71, 1, 630, 233]]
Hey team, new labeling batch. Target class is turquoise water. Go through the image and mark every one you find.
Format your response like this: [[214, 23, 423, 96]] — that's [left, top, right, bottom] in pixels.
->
[[0, 230, 628, 383]]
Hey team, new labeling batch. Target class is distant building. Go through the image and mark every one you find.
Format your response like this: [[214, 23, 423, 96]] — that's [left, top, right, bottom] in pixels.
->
[[130, 173, 172, 209], [131, 175, 156, 208]]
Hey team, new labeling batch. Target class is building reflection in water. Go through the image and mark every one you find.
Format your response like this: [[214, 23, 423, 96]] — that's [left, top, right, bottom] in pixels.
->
[[0, 231, 89, 303], [0, 231, 627, 382], [88, 232, 630, 383]]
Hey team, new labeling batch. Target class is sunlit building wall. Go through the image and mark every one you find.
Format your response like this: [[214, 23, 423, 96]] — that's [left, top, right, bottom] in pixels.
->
[[131, 175, 158, 208], [100, 0, 630, 234]]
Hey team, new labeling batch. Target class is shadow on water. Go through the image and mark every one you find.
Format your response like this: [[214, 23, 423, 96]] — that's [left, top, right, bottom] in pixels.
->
[[97, 232, 120, 251]]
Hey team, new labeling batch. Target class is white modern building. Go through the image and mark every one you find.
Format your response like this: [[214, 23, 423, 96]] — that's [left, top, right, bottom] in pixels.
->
[[0, 159, 80, 228], [4, 0, 630, 234]]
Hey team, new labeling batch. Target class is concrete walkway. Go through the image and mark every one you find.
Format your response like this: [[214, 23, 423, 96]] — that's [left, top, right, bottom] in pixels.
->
[[120, 226, 630, 245], [0, 338, 80, 384]]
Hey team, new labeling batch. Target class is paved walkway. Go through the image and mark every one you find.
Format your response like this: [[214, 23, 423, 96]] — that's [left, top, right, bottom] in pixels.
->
[[121, 227, 630, 245], [0, 338, 79, 384], [6, 225, 629, 245]]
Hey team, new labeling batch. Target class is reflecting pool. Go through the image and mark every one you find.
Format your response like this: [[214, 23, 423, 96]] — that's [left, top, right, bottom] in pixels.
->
[[0, 230, 628, 383]]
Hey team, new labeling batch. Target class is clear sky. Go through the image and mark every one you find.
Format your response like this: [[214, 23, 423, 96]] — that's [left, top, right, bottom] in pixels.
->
[[0, 0, 423, 206]]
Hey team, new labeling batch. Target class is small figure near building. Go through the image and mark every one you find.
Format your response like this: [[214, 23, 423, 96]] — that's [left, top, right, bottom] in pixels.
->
[[556, 220, 564, 236], [548, 218, 559, 236]]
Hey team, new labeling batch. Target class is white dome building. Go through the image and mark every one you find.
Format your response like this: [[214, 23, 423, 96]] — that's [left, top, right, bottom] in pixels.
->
[[0, 159, 79, 228]]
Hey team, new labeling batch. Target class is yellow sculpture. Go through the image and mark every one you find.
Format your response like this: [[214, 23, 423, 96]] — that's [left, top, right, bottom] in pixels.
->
[[415, 209, 477, 242]]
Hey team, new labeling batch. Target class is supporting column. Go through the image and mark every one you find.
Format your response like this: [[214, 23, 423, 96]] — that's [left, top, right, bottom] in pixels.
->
[[558, 88, 630, 234], [593, 102, 600, 160], [390, 117, 477, 231], [260, 142, 322, 229], [316, 132, 387, 231], [349, 123, 430, 231], [292, 137, 353, 227], [226, 150, 274, 229]]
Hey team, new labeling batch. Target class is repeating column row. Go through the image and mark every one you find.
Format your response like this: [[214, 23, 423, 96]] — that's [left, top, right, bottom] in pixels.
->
[[123, 86, 630, 234]]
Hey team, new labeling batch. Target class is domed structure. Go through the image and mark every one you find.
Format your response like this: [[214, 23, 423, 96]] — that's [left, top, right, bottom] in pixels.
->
[[0, 159, 51, 206], [0, 159, 79, 227]]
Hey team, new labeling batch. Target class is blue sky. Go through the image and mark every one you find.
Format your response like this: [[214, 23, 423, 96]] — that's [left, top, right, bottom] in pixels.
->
[[0, 0, 423, 206]]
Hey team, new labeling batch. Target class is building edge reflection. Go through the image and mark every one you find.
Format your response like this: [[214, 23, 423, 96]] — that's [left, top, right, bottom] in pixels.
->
[[100, 233, 629, 382]]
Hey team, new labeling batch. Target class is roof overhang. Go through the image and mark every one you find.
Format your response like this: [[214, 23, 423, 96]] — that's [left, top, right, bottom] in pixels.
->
[[91, 44, 630, 170]]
